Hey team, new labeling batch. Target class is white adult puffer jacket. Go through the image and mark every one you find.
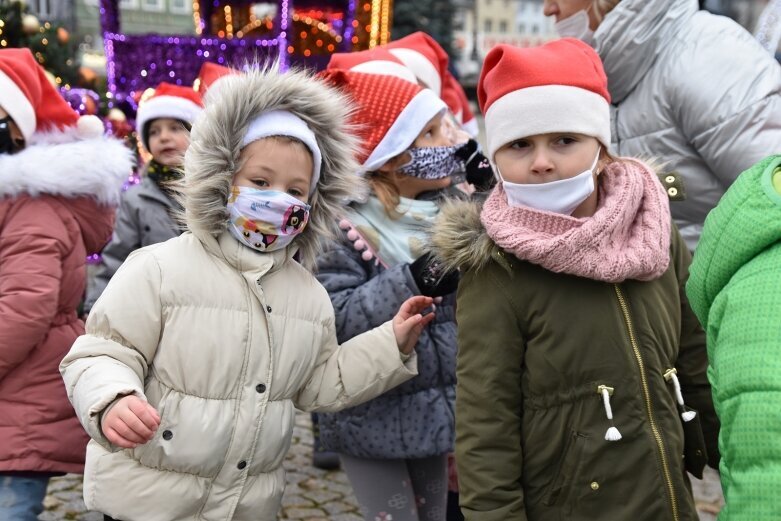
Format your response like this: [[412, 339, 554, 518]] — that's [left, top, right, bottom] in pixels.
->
[[60, 66, 417, 521], [596, 0, 781, 250]]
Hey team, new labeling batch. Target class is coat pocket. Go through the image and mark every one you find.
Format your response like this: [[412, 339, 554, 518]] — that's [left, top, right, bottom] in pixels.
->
[[542, 430, 588, 507]]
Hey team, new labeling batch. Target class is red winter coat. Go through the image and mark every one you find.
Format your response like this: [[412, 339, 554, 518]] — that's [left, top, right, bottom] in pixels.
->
[[0, 132, 132, 473]]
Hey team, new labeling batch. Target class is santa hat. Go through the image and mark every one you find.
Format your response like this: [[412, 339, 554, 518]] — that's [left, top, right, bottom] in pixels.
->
[[136, 82, 204, 150], [0, 48, 103, 141], [443, 73, 478, 137], [327, 48, 418, 85], [319, 69, 446, 172], [478, 39, 611, 161], [386, 32, 449, 97], [195, 62, 236, 96]]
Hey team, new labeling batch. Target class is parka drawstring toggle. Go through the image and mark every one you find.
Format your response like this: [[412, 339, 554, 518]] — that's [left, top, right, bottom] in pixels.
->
[[597, 385, 622, 441], [664, 368, 696, 422]]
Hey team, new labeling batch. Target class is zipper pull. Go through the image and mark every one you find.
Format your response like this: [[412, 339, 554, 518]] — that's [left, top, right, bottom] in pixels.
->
[[597, 385, 622, 441], [664, 368, 696, 422]]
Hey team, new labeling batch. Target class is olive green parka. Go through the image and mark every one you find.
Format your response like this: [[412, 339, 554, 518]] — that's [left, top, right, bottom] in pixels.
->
[[431, 200, 719, 521]]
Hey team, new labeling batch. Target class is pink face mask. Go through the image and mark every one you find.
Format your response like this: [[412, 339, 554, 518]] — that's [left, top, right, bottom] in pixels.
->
[[226, 186, 310, 252]]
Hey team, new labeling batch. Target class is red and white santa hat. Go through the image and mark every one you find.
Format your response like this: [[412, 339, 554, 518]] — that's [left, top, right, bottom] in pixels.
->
[[445, 73, 478, 136], [327, 48, 418, 85], [478, 38, 612, 161], [0, 48, 103, 142], [385, 32, 448, 97], [194, 61, 237, 96], [136, 82, 204, 150], [319, 69, 446, 172]]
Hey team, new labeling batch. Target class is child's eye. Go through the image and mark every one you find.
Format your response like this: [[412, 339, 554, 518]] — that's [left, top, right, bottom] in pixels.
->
[[288, 188, 304, 197], [555, 136, 577, 146], [252, 179, 269, 187], [509, 140, 529, 149]]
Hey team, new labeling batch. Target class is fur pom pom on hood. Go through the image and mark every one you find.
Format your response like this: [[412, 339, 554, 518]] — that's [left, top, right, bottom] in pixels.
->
[[182, 62, 367, 270]]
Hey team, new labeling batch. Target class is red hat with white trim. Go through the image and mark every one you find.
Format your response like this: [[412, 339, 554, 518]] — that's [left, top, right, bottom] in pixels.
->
[[194, 62, 236, 96], [386, 32, 449, 97], [478, 39, 611, 161], [327, 48, 418, 85], [136, 82, 204, 150], [0, 48, 104, 142], [318, 69, 446, 172], [443, 72, 478, 136]]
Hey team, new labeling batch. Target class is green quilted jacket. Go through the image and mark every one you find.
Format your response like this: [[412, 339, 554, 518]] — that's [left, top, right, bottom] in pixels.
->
[[687, 154, 781, 521]]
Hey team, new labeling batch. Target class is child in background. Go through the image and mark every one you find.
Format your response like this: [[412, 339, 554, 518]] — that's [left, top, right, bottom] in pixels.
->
[[314, 69, 463, 521], [84, 83, 203, 315], [431, 39, 720, 521], [687, 154, 781, 521], [0, 48, 132, 520], [60, 65, 433, 521]]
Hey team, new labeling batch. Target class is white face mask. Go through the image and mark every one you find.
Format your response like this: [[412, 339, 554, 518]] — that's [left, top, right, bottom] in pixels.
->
[[554, 9, 595, 47], [501, 150, 601, 215]]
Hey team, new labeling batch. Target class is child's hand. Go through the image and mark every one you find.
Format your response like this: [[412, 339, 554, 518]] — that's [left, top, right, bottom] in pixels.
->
[[393, 296, 436, 355], [102, 395, 161, 449]]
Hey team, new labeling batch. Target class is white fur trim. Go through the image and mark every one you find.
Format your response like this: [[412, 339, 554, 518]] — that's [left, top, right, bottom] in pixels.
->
[[0, 135, 134, 205], [136, 95, 203, 145], [0, 69, 36, 141], [363, 89, 446, 172], [388, 48, 442, 96], [485, 85, 611, 160], [350, 61, 419, 85], [242, 110, 323, 194]]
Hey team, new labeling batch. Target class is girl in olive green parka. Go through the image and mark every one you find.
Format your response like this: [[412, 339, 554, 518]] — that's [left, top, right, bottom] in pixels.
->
[[431, 39, 720, 521]]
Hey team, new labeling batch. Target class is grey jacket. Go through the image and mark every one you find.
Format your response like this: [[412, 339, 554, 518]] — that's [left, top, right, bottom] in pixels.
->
[[84, 176, 181, 312], [315, 229, 456, 459], [596, 0, 781, 250]]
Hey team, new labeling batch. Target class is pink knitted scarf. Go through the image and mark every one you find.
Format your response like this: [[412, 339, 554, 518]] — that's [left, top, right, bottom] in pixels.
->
[[480, 159, 671, 283]]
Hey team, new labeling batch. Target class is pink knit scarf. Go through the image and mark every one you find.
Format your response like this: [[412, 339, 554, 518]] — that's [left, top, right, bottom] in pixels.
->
[[480, 159, 671, 283]]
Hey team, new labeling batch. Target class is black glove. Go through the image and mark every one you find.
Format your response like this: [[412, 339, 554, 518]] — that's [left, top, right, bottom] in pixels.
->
[[409, 253, 460, 297], [455, 139, 496, 192]]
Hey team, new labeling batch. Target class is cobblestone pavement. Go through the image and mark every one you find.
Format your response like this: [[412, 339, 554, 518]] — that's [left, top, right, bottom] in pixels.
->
[[40, 412, 723, 520]]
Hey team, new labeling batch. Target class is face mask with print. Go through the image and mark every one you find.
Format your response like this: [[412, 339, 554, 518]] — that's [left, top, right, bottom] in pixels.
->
[[397, 144, 466, 180], [501, 149, 601, 215], [554, 9, 595, 47], [226, 186, 311, 253]]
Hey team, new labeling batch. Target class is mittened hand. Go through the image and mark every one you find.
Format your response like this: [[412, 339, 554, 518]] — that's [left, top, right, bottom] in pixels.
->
[[455, 139, 496, 192], [102, 395, 161, 449], [393, 295, 436, 355], [409, 253, 460, 298]]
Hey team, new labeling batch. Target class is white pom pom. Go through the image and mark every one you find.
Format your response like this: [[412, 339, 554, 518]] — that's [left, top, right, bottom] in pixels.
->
[[353, 240, 365, 250], [361, 250, 373, 261], [605, 427, 622, 441], [346, 229, 359, 241], [77, 115, 104, 138], [681, 411, 696, 422], [339, 219, 351, 230]]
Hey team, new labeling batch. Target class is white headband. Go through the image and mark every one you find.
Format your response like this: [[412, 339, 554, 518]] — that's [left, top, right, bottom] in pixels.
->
[[242, 110, 322, 194]]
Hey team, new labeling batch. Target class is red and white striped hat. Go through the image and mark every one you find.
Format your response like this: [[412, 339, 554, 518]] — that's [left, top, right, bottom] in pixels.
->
[[136, 82, 204, 149], [319, 69, 446, 172], [327, 48, 418, 85], [0, 48, 103, 141], [478, 38, 611, 161]]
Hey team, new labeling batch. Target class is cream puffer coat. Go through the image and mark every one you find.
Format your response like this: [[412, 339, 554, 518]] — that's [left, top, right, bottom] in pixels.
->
[[60, 65, 417, 521]]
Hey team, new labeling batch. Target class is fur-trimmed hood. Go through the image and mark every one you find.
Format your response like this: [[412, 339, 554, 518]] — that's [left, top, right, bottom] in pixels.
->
[[182, 63, 367, 270], [0, 131, 134, 206], [429, 198, 497, 273]]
